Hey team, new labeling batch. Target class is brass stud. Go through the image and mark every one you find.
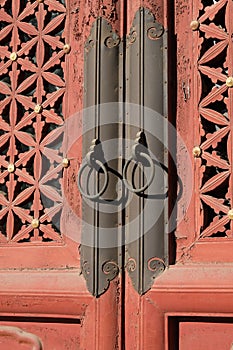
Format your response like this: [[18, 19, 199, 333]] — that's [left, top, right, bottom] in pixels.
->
[[226, 77, 233, 88], [190, 20, 200, 31], [228, 210, 233, 220], [31, 218, 40, 229], [63, 44, 71, 54], [34, 104, 43, 114], [10, 52, 17, 61], [7, 163, 15, 173], [62, 158, 70, 168], [193, 146, 201, 158], [37, 0, 43, 3]]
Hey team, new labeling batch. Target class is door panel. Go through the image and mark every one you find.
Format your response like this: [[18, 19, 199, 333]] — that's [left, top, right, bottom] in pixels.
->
[[0, 0, 79, 268], [0, 321, 80, 350], [179, 322, 233, 350], [1, 0, 232, 348], [125, 0, 233, 349], [0, 0, 122, 348], [176, 0, 233, 263]]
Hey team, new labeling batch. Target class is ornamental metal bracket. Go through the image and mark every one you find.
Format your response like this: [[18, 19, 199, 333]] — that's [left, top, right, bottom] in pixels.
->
[[80, 18, 121, 297], [80, 8, 167, 297], [125, 8, 168, 294]]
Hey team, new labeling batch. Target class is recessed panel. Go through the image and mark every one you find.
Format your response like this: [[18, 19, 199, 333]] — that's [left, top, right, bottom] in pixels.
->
[[180, 322, 233, 350], [0, 318, 80, 350]]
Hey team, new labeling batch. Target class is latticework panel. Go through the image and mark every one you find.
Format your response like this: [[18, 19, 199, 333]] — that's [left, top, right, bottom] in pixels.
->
[[0, 0, 69, 243], [195, 0, 233, 240]]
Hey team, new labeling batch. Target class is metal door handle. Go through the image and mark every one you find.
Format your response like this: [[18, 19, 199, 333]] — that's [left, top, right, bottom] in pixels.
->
[[0, 326, 43, 349], [123, 132, 155, 193], [77, 140, 109, 200], [78, 160, 108, 200]]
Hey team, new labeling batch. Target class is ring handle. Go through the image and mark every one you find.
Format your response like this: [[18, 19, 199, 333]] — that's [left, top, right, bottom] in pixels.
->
[[123, 152, 155, 193], [77, 159, 109, 200]]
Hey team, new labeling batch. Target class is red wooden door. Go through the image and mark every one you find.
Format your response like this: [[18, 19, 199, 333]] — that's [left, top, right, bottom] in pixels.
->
[[0, 0, 122, 349], [125, 0, 233, 349], [1, 0, 232, 349]]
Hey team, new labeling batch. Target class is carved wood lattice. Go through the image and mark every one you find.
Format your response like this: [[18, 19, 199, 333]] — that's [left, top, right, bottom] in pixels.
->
[[0, 0, 68, 243], [196, 0, 233, 240]]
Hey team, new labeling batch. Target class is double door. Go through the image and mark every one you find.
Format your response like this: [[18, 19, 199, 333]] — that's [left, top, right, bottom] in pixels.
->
[[0, 0, 233, 349]]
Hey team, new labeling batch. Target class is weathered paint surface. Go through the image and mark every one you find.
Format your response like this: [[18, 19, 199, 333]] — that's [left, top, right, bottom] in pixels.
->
[[126, 0, 233, 349], [176, 0, 233, 263], [180, 322, 233, 350], [1, 0, 233, 348], [0, 0, 121, 348]]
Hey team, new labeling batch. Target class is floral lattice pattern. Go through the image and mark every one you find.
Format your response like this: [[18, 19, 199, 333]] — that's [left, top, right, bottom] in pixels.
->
[[196, 0, 233, 239], [0, 0, 68, 243]]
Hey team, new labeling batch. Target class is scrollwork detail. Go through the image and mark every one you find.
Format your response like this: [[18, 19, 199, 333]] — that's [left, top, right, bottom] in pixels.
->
[[126, 258, 137, 272], [85, 39, 95, 52], [147, 24, 164, 40], [82, 261, 91, 278], [127, 31, 137, 45], [147, 257, 166, 272], [102, 261, 119, 280], [104, 35, 120, 48]]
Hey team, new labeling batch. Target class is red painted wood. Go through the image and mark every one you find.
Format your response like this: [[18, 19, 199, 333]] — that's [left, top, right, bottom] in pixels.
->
[[1, 0, 233, 348], [176, 0, 233, 263], [174, 0, 196, 263], [0, 326, 42, 350], [0, 0, 83, 270], [0, 323, 79, 350], [81, 280, 123, 350], [127, 0, 166, 33], [180, 322, 233, 350], [0, 0, 122, 348], [138, 265, 233, 349], [0, 0, 66, 244], [125, 1, 233, 349]]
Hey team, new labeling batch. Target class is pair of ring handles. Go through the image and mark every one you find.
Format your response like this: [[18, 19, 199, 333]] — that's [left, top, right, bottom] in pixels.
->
[[77, 133, 155, 200]]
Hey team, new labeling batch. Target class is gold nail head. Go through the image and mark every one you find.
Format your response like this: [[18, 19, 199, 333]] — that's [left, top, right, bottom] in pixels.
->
[[37, 0, 43, 3], [226, 77, 233, 88], [63, 44, 71, 54], [34, 104, 43, 114], [31, 218, 40, 229], [7, 163, 15, 173], [190, 20, 200, 31], [193, 146, 201, 158], [10, 52, 17, 61], [228, 210, 233, 220], [62, 158, 70, 168]]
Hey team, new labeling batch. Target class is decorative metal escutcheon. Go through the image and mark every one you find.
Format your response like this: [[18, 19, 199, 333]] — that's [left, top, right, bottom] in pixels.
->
[[77, 139, 109, 200], [125, 7, 167, 295], [123, 131, 155, 193], [80, 7, 167, 297]]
